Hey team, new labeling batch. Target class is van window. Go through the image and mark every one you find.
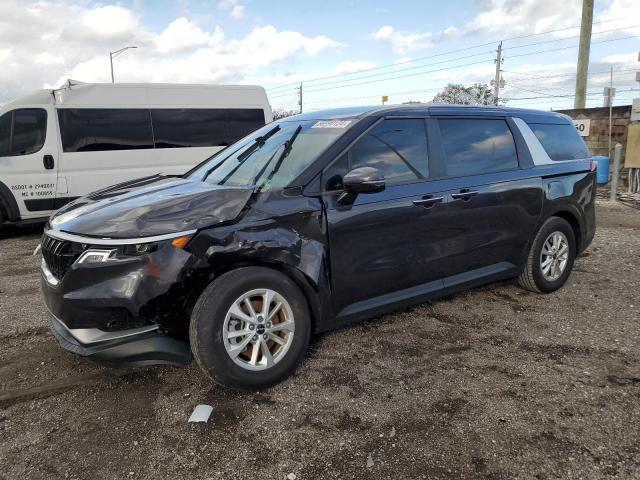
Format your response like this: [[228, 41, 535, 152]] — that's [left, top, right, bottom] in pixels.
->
[[227, 109, 267, 140], [0, 109, 47, 157], [152, 109, 229, 148], [528, 123, 590, 161], [437, 118, 518, 177], [323, 118, 428, 191], [58, 109, 153, 152], [12, 109, 48, 155], [0, 112, 10, 156]]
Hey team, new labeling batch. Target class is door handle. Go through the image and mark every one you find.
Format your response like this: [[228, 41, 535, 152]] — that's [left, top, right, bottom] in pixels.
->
[[43, 154, 55, 170], [451, 190, 478, 201], [413, 196, 444, 208]]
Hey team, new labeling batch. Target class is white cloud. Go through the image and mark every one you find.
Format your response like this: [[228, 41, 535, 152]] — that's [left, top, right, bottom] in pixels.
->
[[335, 60, 377, 74], [372, 25, 433, 54], [0, 1, 343, 103], [440, 26, 460, 39], [466, 0, 581, 35], [231, 5, 245, 19], [218, 0, 246, 20], [602, 52, 639, 64], [596, 0, 640, 36]]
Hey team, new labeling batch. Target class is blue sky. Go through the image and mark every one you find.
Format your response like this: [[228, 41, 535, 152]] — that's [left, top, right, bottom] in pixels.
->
[[0, 0, 638, 110]]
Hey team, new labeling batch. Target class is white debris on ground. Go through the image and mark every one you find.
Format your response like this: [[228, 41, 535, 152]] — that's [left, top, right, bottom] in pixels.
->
[[188, 404, 213, 423]]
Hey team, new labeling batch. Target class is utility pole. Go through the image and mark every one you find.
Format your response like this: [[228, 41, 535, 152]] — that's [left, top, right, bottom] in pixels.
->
[[608, 67, 613, 160], [297, 83, 303, 114], [492, 41, 503, 105], [574, 0, 594, 108]]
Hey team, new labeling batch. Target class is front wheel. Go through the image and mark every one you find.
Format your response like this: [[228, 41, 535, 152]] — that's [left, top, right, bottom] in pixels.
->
[[518, 217, 576, 293], [190, 267, 311, 390]]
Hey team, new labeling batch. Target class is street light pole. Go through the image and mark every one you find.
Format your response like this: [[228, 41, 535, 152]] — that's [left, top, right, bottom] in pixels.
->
[[109, 46, 138, 83]]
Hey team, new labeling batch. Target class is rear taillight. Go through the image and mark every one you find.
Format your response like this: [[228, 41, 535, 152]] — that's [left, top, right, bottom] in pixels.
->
[[590, 160, 597, 172]]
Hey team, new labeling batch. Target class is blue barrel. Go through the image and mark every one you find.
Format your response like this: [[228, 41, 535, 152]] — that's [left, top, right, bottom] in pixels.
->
[[593, 156, 610, 184]]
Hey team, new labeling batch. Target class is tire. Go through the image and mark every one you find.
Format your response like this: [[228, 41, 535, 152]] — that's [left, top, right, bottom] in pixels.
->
[[190, 266, 311, 390], [518, 216, 576, 293]]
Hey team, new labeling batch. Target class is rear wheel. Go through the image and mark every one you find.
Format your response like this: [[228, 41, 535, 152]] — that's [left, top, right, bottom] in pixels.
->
[[190, 267, 311, 390], [518, 217, 576, 293]]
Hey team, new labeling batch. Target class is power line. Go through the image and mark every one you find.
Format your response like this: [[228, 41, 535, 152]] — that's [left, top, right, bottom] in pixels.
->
[[266, 17, 635, 92]]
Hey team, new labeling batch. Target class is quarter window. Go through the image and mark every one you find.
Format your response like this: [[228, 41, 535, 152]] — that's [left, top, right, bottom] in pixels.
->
[[58, 109, 153, 152], [0, 109, 47, 157], [437, 118, 519, 177], [323, 118, 429, 190], [528, 123, 590, 161]]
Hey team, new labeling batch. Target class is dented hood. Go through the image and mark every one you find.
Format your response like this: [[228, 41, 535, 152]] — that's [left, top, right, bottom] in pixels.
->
[[49, 175, 253, 238]]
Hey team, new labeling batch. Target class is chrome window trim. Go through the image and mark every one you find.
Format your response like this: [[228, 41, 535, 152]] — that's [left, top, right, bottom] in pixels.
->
[[45, 229, 197, 246]]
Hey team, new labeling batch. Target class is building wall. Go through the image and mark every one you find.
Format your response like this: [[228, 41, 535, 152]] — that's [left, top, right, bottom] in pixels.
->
[[556, 105, 632, 164]]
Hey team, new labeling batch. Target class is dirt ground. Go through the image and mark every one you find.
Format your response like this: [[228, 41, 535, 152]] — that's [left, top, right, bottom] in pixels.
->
[[1, 202, 639, 480]]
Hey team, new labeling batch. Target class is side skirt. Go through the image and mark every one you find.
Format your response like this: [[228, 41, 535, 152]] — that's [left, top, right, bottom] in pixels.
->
[[327, 262, 519, 331]]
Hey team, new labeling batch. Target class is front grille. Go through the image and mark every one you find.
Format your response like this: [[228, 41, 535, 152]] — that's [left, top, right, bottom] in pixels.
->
[[41, 234, 81, 281]]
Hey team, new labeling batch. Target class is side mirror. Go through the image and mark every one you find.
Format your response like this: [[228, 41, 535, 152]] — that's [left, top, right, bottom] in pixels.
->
[[338, 166, 385, 204]]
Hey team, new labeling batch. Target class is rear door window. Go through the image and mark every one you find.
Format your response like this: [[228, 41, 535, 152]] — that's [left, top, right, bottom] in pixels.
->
[[437, 118, 518, 177], [528, 123, 590, 161], [323, 118, 429, 191], [58, 109, 153, 152], [151, 109, 229, 148], [226, 109, 266, 143]]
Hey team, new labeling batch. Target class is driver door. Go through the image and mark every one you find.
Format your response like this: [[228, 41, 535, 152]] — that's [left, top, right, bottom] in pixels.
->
[[321, 117, 449, 318], [0, 106, 59, 220]]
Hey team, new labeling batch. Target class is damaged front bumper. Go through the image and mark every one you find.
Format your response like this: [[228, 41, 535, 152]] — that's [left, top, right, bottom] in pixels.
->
[[47, 310, 192, 366]]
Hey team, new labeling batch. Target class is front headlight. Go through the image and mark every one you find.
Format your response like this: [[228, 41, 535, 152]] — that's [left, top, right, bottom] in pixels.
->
[[73, 234, 193, 265], [76, 249, 117, 264]]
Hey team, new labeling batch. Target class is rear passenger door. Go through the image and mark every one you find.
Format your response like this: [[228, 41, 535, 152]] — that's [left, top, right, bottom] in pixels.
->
[[429, 116, 543, 284]]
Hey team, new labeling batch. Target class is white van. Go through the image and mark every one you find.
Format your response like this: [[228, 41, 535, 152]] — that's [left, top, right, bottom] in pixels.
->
[[0, 81, 272, 225]]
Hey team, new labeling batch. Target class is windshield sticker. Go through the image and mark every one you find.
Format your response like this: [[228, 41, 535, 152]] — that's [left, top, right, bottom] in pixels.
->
[[311, 120, 352, 129]]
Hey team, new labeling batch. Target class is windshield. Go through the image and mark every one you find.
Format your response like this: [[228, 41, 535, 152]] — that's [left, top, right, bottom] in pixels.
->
[[187, 119, 352, 191]]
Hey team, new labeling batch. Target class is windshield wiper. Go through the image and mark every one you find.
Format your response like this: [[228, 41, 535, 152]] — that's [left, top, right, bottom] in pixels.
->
[[203, 125, 280, 182], [255, 124, 302, 190]]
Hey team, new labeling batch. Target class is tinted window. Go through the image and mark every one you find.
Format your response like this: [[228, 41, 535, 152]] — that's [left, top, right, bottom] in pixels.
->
[[529, 123, 590, 161], [438, 118, 518, 177], [11, 109, 47, 155], [323, 118, 428, 190], [152, 109, 229, 148], [0, 112, 10, 156], [227, 109, 266, 141], [58, 109, 153, 152]]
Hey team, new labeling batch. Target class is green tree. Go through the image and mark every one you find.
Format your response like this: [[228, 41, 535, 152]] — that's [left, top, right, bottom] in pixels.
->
[[432, 83, 506, 106]]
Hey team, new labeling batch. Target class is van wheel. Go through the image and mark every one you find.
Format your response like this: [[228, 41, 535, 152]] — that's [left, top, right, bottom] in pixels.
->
[[190, 267, 311, 390], [518, 217, 576, 293]]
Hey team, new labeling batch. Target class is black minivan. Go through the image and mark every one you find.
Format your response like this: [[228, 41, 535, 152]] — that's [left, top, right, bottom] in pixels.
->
[[41, 105, 596, 389]]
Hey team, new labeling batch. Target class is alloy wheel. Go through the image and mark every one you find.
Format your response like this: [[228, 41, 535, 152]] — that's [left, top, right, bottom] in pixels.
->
[[222, 288, 295, 371]]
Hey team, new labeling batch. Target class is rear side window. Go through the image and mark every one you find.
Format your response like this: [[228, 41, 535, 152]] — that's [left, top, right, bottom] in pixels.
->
[[323, 118, 428, 190], [528, 123, 590, 161], [437, 118, 518, 177], [58, 109, 153, 152], [0, 109, 47, 156], [151, 109, 229, 148]]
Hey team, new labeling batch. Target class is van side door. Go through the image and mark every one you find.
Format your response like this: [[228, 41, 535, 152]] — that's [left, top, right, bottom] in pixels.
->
[[0, 106, 59, 220], [428, 116, 543, 285]]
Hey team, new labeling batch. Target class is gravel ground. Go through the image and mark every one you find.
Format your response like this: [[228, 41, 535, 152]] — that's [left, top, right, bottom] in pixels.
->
[[1, 202, 639, 480]]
